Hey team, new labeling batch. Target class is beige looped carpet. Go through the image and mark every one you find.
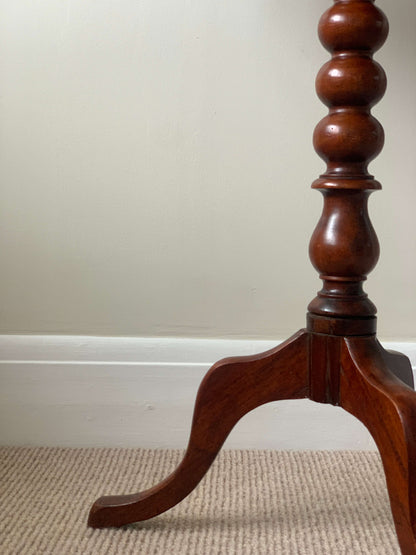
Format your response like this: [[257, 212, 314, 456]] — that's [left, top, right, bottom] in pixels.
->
[[0, 448, 399, 554]]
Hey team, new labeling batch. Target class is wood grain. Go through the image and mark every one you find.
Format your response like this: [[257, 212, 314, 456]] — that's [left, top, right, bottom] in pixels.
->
[[342, 337, 416, 554], [88, 331, 309, 527]]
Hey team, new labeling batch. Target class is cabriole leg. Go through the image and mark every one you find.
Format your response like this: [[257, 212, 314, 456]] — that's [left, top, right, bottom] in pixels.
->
[[88, 330, 309, 528], [341, 336, 416, 555]]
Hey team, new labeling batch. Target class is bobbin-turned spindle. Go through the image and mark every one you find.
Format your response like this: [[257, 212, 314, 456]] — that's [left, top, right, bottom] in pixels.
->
[[308, 0, 387, 330], [88, 2, 416, 553]]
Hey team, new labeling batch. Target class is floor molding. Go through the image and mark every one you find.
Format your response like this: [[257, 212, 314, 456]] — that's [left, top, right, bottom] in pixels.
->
[[1, 334, 415, 449]]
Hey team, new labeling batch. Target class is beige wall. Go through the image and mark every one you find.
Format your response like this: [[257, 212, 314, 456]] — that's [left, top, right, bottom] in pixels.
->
[[1, 0, 415, 340]]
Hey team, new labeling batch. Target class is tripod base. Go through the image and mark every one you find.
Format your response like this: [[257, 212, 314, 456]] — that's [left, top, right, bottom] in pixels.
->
[[88, 329, 416, 554]]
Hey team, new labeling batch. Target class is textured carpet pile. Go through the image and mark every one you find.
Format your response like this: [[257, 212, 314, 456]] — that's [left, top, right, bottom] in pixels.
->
[[0, 447, 399, 554]]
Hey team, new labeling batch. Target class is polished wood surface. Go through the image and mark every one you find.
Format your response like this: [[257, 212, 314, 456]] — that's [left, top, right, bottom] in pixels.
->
[[89, 2, 416, 552], [308, 0, 386, 324], [89, 330, 309, 527], [341, 337, 416, 555]]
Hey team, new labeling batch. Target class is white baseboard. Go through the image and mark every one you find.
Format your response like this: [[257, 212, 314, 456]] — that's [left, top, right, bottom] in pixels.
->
[[1, 334, 415, 450]]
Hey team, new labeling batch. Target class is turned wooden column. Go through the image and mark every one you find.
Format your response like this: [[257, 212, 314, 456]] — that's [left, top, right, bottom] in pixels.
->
[[308, 0, 387, 336]]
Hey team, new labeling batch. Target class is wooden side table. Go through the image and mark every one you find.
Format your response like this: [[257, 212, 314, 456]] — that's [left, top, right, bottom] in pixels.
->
[[88, 1, 416, 552]]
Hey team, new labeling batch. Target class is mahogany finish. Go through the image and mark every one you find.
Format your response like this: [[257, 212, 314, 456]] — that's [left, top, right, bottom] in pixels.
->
[[89, 331, 309, 527], [89, 1, 416, 552]]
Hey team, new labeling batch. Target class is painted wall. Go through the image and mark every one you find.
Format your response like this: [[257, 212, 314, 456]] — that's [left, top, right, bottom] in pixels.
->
[[1, 0, 415, 340]]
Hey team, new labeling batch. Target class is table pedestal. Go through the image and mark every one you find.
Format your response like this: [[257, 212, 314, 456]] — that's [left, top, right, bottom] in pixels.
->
[[88, 2, 416, 553]]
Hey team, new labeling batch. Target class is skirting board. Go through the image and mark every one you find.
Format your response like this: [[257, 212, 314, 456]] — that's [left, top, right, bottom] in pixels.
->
[[1, 335, 415, 450]]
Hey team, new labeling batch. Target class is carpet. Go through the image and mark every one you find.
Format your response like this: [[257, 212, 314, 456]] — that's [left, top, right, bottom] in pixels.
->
[[0, 447, 399, 554]]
